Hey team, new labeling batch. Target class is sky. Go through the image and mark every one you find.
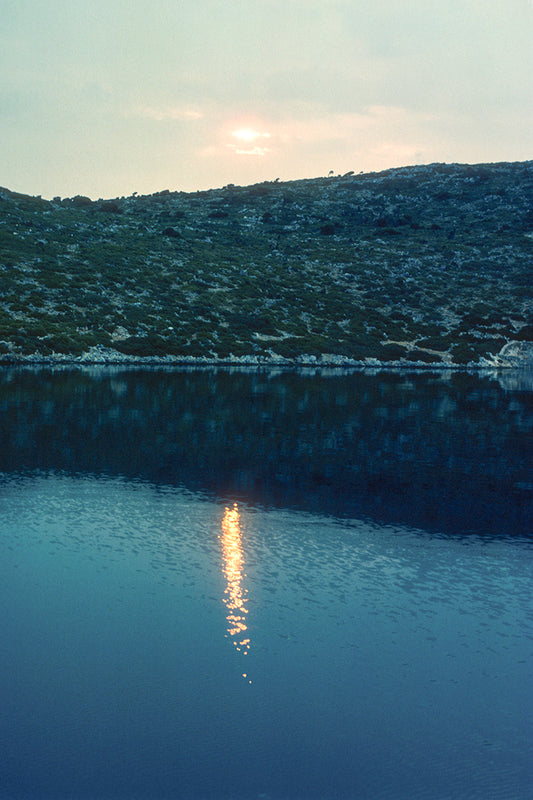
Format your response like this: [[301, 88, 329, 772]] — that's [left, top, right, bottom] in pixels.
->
[[1, 0, 532, 199]]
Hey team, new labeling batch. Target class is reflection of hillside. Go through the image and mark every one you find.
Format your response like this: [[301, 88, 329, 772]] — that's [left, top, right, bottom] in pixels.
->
[[0, 367, 531, 537]]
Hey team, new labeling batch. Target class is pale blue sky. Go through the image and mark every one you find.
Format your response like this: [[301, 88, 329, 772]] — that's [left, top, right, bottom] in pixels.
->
[[1, 0, 532, 198]]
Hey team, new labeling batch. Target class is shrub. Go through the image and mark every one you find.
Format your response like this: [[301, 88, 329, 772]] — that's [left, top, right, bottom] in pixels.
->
[[252, 314, 278, 335], [46, 334, 84, 354], [115, 335, 167, 356], [380, 343, 408, 359], [416, 335, 451, 351], [515, 324, 533, 341], [451, 342, 477, 363], [271, 337, 301, 358], [409, 349, 443, 363], [98, 201, 121, 213], [70, 195, 92, 207]]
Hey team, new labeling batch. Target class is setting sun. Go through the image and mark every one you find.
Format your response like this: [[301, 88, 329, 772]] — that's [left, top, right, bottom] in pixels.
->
[[228, 126, 272, 156], [232, 128, 261, 141]]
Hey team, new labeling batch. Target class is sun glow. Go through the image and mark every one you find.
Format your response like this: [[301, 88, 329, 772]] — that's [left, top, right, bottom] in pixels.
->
[[229, 126, 272, 156], [232, 128, 262, 142]]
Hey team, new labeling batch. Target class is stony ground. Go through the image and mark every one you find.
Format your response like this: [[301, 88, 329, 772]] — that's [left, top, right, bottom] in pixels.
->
[[1, 160, 532, 366]]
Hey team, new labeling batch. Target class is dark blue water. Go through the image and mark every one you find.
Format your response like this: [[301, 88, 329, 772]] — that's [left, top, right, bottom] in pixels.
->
[[0, 367, 532, 799]]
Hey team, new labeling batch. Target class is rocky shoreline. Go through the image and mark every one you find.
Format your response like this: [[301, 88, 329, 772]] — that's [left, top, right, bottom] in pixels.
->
[[1, 339, 532, 370]]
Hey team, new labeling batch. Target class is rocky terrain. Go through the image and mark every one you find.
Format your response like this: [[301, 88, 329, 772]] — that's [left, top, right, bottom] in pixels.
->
[[0, 160, 532, 367]]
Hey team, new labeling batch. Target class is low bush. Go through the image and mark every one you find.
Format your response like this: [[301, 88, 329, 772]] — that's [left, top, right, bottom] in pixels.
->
[[409, 349, 443, 363], [515, 324, 533, 341], [380, 343, 408, 359], [115, 335, 167, 356], [416, 335, 451, 350], [451, 342, 478, 363]]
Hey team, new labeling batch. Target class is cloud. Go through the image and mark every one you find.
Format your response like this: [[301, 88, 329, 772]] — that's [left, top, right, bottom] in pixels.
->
[[225, 125, 272, 156], [200, 104, 439, 167], [270, 105, 437, 147], [132, 105, 203, 121], [229, 144, 271, 157]]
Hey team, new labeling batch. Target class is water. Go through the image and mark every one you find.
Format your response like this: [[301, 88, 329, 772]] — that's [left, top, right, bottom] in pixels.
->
[[0, 367, 532, 799]]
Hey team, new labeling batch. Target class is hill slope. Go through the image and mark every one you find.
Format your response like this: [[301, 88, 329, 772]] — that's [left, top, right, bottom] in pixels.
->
[[1, 161, 532, 366]]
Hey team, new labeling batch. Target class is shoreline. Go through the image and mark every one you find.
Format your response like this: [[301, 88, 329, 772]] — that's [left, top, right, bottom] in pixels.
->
[[1, 341, 532, 371]]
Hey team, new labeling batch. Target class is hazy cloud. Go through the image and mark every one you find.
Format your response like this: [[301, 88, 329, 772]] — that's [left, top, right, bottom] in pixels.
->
[[131, 106, 204, 121], [1, 0, 531, 197]]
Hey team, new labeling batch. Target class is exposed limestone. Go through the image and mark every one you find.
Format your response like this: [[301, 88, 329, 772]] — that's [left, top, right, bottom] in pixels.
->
[[478, 341, 533, 368]]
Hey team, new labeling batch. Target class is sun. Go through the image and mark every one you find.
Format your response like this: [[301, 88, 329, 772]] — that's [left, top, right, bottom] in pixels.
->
[[226, 122, 273, 156], [232, 128, 261, 142]]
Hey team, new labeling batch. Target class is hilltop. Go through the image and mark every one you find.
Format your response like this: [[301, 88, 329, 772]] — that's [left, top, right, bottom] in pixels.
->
[[0, 160, 532, 367]]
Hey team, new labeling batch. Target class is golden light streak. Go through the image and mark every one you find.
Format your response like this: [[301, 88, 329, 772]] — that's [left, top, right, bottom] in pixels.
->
[[220, 503, 252, 675]]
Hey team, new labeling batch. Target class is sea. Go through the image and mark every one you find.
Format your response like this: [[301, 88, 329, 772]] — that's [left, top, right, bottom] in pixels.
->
[[1, 366, 532, 799]]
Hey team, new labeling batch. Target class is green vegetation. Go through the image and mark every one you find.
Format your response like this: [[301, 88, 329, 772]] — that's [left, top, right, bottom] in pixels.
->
[[0, 160, 532, 365]]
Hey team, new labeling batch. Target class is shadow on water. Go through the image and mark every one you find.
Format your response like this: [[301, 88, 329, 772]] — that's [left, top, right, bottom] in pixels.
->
[[0, 365, 531, 538]]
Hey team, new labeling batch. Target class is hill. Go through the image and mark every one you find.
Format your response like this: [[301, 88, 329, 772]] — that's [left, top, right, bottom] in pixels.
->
[[0, 160, 532, 367]]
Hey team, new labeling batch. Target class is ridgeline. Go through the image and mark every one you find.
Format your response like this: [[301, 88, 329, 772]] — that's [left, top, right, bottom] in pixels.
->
[[1, 160, 532, 367]]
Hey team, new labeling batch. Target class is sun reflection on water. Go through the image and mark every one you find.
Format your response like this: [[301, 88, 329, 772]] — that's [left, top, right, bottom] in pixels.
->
[[220, 503, 251, 674]]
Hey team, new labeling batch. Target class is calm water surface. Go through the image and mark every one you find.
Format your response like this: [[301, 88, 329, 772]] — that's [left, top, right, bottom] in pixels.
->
[[0, 367, 532, 799]]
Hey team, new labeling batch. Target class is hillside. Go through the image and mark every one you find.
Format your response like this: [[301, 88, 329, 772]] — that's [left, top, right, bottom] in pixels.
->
[[1, 160, 532, 367]]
